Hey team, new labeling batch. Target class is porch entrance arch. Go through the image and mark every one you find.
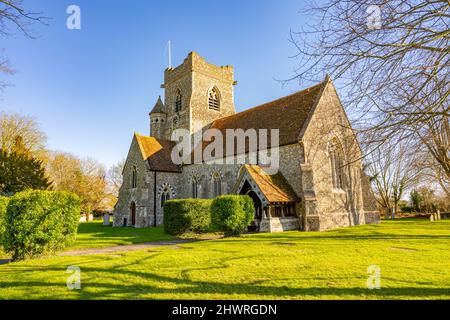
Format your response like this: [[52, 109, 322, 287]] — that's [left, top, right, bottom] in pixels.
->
[[239, 180, 263, 231]]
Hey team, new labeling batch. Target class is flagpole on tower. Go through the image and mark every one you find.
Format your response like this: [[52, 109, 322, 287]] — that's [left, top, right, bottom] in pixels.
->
[[168, 40, 172, 69]]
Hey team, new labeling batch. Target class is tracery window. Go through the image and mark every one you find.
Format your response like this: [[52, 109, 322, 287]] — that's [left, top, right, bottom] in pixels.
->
[[212, 171, 222, 197], [329, 139, 346, 190], [192, 176, 199, 198], [131, 166, 137, 189]]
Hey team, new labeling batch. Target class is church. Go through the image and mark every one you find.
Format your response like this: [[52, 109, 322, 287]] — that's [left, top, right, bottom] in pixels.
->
[[113, 52, 380, 232]]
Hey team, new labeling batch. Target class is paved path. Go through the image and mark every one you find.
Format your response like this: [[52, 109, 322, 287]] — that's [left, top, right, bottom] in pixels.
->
[[0, 259, 12, 265], [60, 237, 219, 257], [0, 237, 222, 263]]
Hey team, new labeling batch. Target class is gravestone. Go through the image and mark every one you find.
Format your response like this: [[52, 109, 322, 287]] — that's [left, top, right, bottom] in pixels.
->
[[103, 213, 110, 226], [390, 207, 395, 220]]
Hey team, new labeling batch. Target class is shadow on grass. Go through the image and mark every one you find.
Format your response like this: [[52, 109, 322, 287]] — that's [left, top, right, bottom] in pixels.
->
[[74, 223, 174, 244], [1, 266, 448, 299], [1, 254, 448, 299]]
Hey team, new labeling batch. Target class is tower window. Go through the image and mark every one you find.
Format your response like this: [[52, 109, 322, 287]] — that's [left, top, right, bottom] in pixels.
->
[[208, 87, 220, 111], [175, 89, 182, 112]]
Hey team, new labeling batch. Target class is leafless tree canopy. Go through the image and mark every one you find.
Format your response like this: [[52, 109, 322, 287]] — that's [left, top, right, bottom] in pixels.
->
[[290, 0, 449, 181], [0, 111, 47, 153], [0, 0, 47, 91], [365, 137, 423, 214]]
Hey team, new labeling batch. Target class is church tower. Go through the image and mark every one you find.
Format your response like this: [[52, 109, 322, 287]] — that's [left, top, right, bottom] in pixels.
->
[[160, 52, 236, 140]]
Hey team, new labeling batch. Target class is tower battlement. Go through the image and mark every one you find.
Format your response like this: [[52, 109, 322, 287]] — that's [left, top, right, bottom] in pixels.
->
[[151, 52, 236, 140]]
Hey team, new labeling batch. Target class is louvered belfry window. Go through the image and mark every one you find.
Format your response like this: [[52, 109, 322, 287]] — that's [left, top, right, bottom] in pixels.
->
[[208, 87, 220, 111]]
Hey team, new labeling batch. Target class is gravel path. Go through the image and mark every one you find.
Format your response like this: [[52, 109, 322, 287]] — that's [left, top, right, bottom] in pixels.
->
[[0, 259, 11, 265], [0, 236, 222, 263], [59, 237, 220, 257]]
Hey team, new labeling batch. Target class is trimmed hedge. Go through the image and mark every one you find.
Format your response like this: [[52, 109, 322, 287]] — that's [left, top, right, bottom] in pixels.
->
[[211, 195, 254, 236], [164, 199, 213, 235], [0, 196, 9, 244], [2, 190, 81, 261]]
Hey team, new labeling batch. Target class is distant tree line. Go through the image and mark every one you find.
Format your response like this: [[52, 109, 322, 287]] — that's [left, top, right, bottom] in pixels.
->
[[0, 112, 123, 215]]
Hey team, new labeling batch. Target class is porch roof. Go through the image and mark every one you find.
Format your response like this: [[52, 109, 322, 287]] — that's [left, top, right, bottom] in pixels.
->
[[243, 165, 299, 204]]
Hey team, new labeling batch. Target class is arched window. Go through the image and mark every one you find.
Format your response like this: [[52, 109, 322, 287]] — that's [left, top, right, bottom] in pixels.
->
[[175, 89, 182, 112], [192, 176, 199, 198], [159, 183, 174, 208], [212, 171, 222, 197], [161, 190, 170, 208], [131, 166, 137, 188], [208, 87, 220, 111], [130, 202, 136, 226], [329, 139, 345, 190]]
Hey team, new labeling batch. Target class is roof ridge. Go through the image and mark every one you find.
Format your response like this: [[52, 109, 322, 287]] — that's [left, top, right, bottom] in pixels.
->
[[135, 133, 175, 144], [212, 80, 325, 125]]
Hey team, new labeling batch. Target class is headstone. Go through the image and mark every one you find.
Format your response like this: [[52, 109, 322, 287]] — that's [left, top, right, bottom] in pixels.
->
[[103, 213, 110, 226], [430, 214, 434, 221], [390, 207, 395, 220]]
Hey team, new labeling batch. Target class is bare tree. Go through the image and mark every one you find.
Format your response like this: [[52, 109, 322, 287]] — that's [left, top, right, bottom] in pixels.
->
[[46, 152, 113, 214], [0, 111, 47, 153], [0, 0, 47, 91], [107, 159, 124, 197], [290, 0, 449, 179], [365, 138, 423, 218]]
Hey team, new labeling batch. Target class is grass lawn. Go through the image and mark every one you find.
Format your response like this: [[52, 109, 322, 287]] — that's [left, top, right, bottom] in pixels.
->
[[68, 221, 174, 250], [0, 221, 173, 258], [0, 219, 449, 299]]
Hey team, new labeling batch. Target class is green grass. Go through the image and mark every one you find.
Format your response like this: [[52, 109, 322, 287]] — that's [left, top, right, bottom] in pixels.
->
[[68, 221, 174, 250], [0, 219, 449, 300]]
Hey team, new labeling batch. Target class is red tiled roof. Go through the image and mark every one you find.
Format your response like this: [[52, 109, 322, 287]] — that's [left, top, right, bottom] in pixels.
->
[[135, 134, 181, 172], [244, 165, 299, 203], [188, 80, 327, 163], [210, 80, 326, 147]]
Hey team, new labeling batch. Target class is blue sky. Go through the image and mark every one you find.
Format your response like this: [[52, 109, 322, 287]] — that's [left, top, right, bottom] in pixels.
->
[[0, 0, 317, 168]]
